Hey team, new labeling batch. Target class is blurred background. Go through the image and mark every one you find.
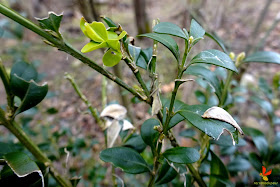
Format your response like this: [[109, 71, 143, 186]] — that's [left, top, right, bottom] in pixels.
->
[[0, 0, 280, 186]]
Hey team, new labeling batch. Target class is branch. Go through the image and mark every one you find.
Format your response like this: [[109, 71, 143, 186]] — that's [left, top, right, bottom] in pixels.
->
[[0, 4, 147, 104]]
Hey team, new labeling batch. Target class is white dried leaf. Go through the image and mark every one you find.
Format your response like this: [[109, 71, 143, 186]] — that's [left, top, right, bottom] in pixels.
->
[[202, 106, 244, 135], [151, 90, 162, 116], [100, 104, 127, 120], [107, 120, 121, 148], [122, 120, 134, 131]]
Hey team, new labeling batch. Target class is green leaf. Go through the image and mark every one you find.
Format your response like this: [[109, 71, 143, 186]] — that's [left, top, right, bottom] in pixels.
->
[[270, 142, 280, 165], [244, 51, 280, 64], [185, 65, 222, 98], [161, 99, 185, 130], [102, 49, 122, 67], [124, 134, 147, 153], [242, 127, 268, 159], [195, 90, 206, 104], [99, 147, 149, 174], [138, 33, 180, 62], [205, 32, 228, 53], [3, 152, 44, 186], [227, 156, 251, 172], [248, 152, 262, 171], [0, 142, 18, 158], [81, 41, 108, 53], [210, 151, 230, 187], [128, 44, 141, 62], [155, 159, 177, 185], [106, 39, 120, 51], [136, 47, 153, 69], [14, 80, 48, 116], [140, 118, 160, 152], [190, 49, 238, 72], [190, 19, 205, 45], [37, 12, 63, 34], [179, 105, 239, 145], [101, 16, 117, 27], [251, 96, 274, 118], [153, 22, 188, 40], [163, 147, 200, 164]]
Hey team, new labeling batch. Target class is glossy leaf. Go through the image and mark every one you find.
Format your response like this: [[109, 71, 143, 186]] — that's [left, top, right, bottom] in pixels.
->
[[205, 32, 228, 53], [101, 16, 117, 27], [163, 147, 200, 164], [0, 142, 18, 158], [243, 127, 268, 159], [136, 47, 153, 69], [190, 49, 238, 72], [3, 152, 44, 186], [161, 99, 185, 130], [100, 147, 149, 174], [210, 151, 230, 187], [140, 118, 160, 152], [153, 22, 188, 40], [37, 12, 63, 33], [14, 80, 48, 116], [190, 19, 205, 45], [128, 44, 141, 62], [185, 65, 222, 98], [155, 159, 177, 185], [269, 142, 280, 165], [124, 134, 147, 153], [102, 49, 122, 67], [179, 105, 239, 145], [138, 33, 180, 62], [244, 51, 280, 64]]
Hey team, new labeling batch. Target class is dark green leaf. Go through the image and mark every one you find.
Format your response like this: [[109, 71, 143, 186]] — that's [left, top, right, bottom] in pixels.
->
[[190, 49, 238, 72], [37, 12, 63, 33], [179, 105, 239, 145], [140, 118, 160, 152], [248, 152, 262, 171], [270, 142, 280, 165], [153, 22, 188, 40], [205, 32, 228, 53], [15, 81, 48, 116], [100, 147, 149, 174], [0, 142, 17, 158], [227, 157, 251, 172], [190, 19, 205, 45], [185, 65, 222, 98], [211, 135, 246, 147], [155, 159, 177, 185], [128, 44, 141, 62], [210, 151, 230, 187], [124, 134, 147, 153], [251, 96, 274, 117], [138, 33, 180, 62], [136, 47, 153, 69], [195, 90, 206, 104], [168, 113, 185, 130], [244, 51, 280, 64], [3, 152, 44, 186], [179, 129, 196, 138], [243, 127, 268, 159], [163, 147, 200, 164], [101, 16, 117, 27]]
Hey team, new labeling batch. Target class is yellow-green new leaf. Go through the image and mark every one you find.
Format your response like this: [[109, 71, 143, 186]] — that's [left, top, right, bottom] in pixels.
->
[[84, 23, 104, 42], [80, 17, 88, 38], [81, 41, 108, 53], [103, 49, 122, 67], [118, 31, 127, 40], [107, 39, 121, 51], [89, 21, 108, 41]]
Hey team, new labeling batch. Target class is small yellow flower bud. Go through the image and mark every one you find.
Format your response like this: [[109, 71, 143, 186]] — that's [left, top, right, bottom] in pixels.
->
[[159, 133, 165, 143], [189, 36, 194, 44], [235, 52, 246, 67], [229, 52, 235, 60]]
